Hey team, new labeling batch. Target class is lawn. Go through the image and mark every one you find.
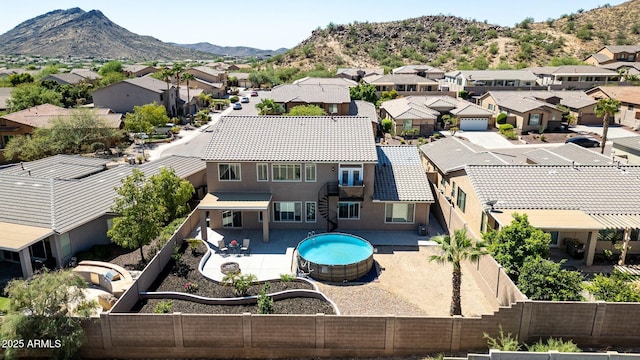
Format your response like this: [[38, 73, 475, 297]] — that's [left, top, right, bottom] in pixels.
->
[[0, 296, 10, 313]]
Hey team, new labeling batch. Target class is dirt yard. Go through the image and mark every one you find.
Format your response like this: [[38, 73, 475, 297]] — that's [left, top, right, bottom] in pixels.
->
[[316, 245, 497, 317]]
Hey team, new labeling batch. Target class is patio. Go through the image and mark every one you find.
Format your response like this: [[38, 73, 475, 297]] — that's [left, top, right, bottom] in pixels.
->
[[191, 214, 446, 282]]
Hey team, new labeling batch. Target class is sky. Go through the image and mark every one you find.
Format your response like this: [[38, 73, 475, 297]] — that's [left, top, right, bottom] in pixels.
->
[[0, 0, 629, 50]]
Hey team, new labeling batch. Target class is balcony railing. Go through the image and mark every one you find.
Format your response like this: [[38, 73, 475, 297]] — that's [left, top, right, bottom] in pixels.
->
[[339, 184, 365, 200]]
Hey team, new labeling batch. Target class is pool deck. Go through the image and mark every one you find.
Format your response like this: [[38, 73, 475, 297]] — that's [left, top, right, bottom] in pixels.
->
[[191, 215, 446, 282]]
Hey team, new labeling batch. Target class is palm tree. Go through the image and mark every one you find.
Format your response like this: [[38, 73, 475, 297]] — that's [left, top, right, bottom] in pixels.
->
[[172, 63, 186, 116], [159, 66, 174, 91], [255, 98, 285, 115], [181, 72, 195, 115], [430, 229, 487, 316], [594, 98, 621, 154]]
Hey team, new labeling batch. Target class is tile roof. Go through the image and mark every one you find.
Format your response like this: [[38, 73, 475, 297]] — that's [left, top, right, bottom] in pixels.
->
[[0, 154, 109, 179], [392, 65, 445, 75], [466, 164, 640, 215], [373, 146, 434, 202], [202, 116, 377, 162], [336, 68, 384, 77], [588, 86, 640, 106], [122, 64, 157, 73], [123, 76, 170, 93], [269, 84, 351, 104], [381, 96, 491, 120], [363, 74, 439, 85], [613, 136, 640, 152], [292, 77, 358, 87], [44, 73, 86, 85], [588, 53, 614, 63], [488, 90, 596, 110], [524, 143, 611, 165], [190, 66, 225, 76], [70, 69, 101, 80], [0, 87, 11, 109], [551, 65, 619, 76], [349, 100, 378, 122], [486, 93, 555, 113], [228, 72, 250, 80], [604, 45, 640, 53], [0, 155, 205, 233], [420, 137, 507, 174], [450, 103, 494, 116], [445, 70, 538, 81], [1, 104, 122, 128]]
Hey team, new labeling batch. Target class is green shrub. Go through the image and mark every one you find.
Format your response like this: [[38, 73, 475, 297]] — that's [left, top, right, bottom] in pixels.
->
[[496, 113, 507, 125], [503, 130, 518, 140], [484, 326, 521, 351], [184, 281, 198, 293], [257, 283, 274, 314], [517, 257, 583, 301], [458, 90, 469, 99], [498, 123, 514, 134], [526, 337, 581, 352], [170, 126, 181, 134], [222, 272, 257, 296], [584, 270, 640, 302], [154, 300, 173, 313], [280, 273, 296, 282], [381, 118, 393, 133], [229, 95, 239, 103]]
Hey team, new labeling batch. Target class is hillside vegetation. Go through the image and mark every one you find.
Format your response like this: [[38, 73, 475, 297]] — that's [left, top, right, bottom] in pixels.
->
[[265, 0, 640, 72]]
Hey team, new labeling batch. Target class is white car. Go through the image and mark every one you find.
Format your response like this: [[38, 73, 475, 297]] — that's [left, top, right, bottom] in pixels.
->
[[240, 97, 250, 103]]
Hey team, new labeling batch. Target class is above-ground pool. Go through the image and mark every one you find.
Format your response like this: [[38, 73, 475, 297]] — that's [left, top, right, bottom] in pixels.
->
[[297, 233, 374, 282]]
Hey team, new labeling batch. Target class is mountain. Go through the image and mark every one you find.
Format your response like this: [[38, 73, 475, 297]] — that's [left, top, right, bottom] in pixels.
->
[[0, 8, 214, 61], [272, 0, 640, 71], [171, 42, 287, 58]]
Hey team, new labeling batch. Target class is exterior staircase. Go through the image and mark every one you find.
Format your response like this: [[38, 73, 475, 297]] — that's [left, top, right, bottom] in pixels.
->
[[318, 182, 338, 232]]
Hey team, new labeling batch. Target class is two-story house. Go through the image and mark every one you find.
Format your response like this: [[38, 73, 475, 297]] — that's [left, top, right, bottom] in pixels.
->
[[585, 45, 640, 65], [441, 70, 539, 94], [184, 66, 227, 98], [529, 65, 619, 90], [392, 65, 445, 80], [122, 64, 159, 78], [269, 84, 352, 115], [197, 116, 433, 243], [363, 74, 440, 96], [478, 91, 565, 132], [92, 76, 179, 116], [335, 68, 384, 82], [586, 86, 640, 129]]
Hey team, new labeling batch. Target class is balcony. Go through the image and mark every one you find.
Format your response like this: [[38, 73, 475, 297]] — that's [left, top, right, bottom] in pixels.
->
[[339, 184, 365, 200]]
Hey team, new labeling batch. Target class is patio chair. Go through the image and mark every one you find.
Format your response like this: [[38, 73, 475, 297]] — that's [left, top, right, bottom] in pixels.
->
[[241, 238, 250, 255], [217, 239, 229, 255]]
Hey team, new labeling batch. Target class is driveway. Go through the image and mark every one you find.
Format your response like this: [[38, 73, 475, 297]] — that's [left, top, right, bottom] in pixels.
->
[[444, 130, 514, 149], [572, 125, 639, 139]]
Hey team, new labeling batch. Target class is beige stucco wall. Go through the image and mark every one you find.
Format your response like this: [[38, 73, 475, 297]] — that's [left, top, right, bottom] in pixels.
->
[[93, 82, 177, 116], [613, 144, 640, 165]]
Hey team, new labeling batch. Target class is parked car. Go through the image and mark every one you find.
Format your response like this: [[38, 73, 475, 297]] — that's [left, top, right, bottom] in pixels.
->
[[233, 103, 243, 110], [240, 96, 250, 103], [565, 136, 600, 148], [250, 91, 259, 97]]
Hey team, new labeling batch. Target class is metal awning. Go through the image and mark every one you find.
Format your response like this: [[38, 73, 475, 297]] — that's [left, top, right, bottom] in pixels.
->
[[198, 192, 272, 211], [589, 214, 640, 229], [0, 222, 55, 252], [491, 209, 602, 230]]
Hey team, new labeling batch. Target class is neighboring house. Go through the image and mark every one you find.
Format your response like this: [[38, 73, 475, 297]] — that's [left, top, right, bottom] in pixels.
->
[[269, 84, 352, 115], [612, 136, 640, 165], [529, 65, 619, 89], [392, 65, 445, 80], [380, 95, 494, 134], [0, 104, 123, 149], [584, 45, 640, 65], [92, 76, 179, 116], [478, 91, 565, 132], [363, 74, 440, 95], [179, 87, 204, 116], [122, 64, 158, 78], [0, 87, 11, 112], [0, 154, 207, 279], [70, 68, 101, 81], [441, 70, 539, 93], [600, 61, 640, 77], [524, 143, 611, 165], [292, 77, 358, 87], [227, 72, 251, 88], [197, 116, 433, 243], [478, 90, 598, 126], [349, 100, 379, 134], [41, 72, 88, 86], [586, 86, 640, 129], [184, 66, 227, 98], [335, 67, 384, 82], [227, 64, 252, 71], [421, 137, 640, 267]]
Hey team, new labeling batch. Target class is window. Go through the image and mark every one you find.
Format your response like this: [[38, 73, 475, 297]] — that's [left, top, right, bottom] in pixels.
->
[[338, 202, 360, 219], [548, 231, 559, 246], [451, 181, 457, 197], [60, 233, 72, 260], [274, 202, 302, 222], [257, 163, 268, 181], [219, 163, 241, 181], [222, 211, 242, 227], [385, 203, 415, 223], [456, 188, 467, 213], [529, 114, 541, 126], [488, 104, 494, 111], [305, 164, 316, 182], [339, 165, 363, 186], [328, 103, 338, 114], [403, 119, 413, 131], [258, 211, 263, 222], [629, 105, 634, 111], [272, 164, 301, 181], [440, 175, 447, 188], [306, 202, 317, 222]]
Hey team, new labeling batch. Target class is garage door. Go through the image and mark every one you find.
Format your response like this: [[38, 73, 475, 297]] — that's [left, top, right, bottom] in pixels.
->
[[459, 118, 488, 131]]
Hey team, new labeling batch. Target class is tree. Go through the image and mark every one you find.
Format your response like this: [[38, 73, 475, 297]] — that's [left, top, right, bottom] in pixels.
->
[[430, 229, 487, 316], [149, 167, 195, 222], [349, 84, 379, 104], [484, 213, 551, 281], [0, 270, 97, 360], [517, 257, 584, 301], [98, 60, 123, 76], [286, 104, 327, 116], [172, 63, 186, 115], [584, 269, 640, 302], [6, 83, 62, 112], [124, 102, 170, 135], [7, 72, 34, 86], [255, 98, 285, 115], [108, 169, 166, 263], [181, 72, 196, 115], [159, 66, 175, 91], [98, 72, 126, 87], [594, 98, 621, 154]]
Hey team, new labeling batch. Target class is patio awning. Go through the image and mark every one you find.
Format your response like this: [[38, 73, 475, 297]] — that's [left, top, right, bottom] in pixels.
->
[[198, 192, 272, 211], [0, 222, 55, 252], [589, 214, 640, 229], [491, 209, 602, 230]]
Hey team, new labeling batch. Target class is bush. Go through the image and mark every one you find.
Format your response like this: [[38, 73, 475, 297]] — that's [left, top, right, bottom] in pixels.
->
[[496, 113, 507, 124], [584, 270, 640, 302], [154, 300, 174, 313], [484, 326, 521, 351], [517, 257, 583, 301], [184, 282, 198, 294], [257, 283, 274, 314], [229, 96, 239, 103], [498, 123, 514, 134], [280, 273, 296, 282], [503, 130, 518, 140], [222, 272, 257, 296], [381, 118, 393, 133], [526, 337, 581, 352]]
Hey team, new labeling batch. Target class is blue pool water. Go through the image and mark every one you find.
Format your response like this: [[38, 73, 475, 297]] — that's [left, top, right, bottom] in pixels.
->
[[297, 233, 373, 266]]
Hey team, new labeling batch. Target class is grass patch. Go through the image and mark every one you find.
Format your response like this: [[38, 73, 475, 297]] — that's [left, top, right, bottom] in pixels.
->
[[0, 296, 10, 314]]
